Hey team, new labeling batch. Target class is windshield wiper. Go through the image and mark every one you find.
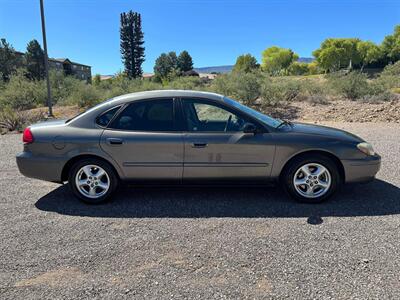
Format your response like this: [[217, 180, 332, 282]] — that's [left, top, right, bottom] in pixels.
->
[[276, 119, 293, 128]]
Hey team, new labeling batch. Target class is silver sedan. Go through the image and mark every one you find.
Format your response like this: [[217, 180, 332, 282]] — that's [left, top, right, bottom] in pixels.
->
[[16, 90, 381, 204]]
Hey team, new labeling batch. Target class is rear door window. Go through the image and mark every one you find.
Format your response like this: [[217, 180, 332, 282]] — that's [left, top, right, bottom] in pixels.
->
[[96, 106, 121, 127], [109, 99, 175, 131]]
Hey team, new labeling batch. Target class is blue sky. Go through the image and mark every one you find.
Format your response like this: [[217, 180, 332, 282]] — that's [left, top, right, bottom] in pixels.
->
[[1, 0, 399, 74]]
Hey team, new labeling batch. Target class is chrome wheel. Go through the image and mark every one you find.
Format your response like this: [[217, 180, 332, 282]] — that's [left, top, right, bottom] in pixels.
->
[[293, 163, 331, 199], [75, 165, 110, 199]]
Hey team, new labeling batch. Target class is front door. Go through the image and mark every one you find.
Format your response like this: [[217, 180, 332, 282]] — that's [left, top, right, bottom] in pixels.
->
[[181, 98, 275, 182], [100, 98, 184, 181]]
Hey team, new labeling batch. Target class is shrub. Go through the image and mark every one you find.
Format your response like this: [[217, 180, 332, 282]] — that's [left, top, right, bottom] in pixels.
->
[[327, 72, 369, 100], [380, 61, 400, 76], [211, 71, 261, 106], [260, 78, 302, 107], [288, 62, 309, 75], [300, 78, 326, 96], [361, 91, 396, 103], [0, 70, 46, 110], [376, 61, 400, 89], [64, 81, 102, 107], [168, 76, 205, 90], [0, 106, 45, 133]]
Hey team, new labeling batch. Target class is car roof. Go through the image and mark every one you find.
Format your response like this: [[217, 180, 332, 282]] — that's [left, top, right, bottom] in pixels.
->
[[110, 90, 224, 105], [68, 90, 225, 128]]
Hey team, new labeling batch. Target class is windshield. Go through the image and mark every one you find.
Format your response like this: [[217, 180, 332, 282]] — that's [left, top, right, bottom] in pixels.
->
[[223, 97, 282, 128]]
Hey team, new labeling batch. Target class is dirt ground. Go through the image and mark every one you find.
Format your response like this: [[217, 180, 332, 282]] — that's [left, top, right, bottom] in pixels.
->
[[30, 98, 400, 125], [1, 122, 399, 299], [265, 99, 400, 123]]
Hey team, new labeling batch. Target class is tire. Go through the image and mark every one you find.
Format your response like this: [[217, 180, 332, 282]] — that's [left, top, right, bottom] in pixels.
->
[[68, 158, 118, 204], [281, 154, 341, 203]]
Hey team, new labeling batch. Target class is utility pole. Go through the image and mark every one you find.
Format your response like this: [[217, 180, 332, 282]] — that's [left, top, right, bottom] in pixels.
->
[[39, 0, 53, 117]]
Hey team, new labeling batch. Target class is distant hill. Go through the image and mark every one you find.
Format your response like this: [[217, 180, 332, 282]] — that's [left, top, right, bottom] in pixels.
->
[[297, 57, 314, 63], [194, 65, 233, 74], [194, 57, 314, 74]]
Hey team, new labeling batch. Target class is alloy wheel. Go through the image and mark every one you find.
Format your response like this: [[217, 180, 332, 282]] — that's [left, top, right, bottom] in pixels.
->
[[293, 163, 331, 199], [75, 164, 110, 199]]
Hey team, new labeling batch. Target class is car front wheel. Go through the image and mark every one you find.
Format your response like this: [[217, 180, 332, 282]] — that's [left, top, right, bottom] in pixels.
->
[[282, 155, 340, 203], [68, 158, 118, 204]]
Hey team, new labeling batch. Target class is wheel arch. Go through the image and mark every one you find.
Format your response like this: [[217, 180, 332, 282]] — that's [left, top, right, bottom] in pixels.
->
[[279, 150, 345, 183], [61, 154, 121, 182]]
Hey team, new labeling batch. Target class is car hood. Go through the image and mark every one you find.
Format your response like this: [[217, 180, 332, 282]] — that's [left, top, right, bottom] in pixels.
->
[[287, 122, 364, 143]]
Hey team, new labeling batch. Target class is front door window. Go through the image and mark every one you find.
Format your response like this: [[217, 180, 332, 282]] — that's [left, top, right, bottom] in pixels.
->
[[182, 99, 248, 132]]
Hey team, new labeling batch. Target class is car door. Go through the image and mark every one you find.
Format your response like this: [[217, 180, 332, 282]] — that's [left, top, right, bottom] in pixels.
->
[[100, 98, 184, 181], [181, 98, 275, 182]]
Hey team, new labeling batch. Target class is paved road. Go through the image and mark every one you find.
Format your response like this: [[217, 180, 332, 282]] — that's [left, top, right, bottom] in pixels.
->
[[1, 122, 399, 299]]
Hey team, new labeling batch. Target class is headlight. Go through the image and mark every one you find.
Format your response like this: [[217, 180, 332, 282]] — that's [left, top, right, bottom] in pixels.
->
[[357, 142, 375, 156]]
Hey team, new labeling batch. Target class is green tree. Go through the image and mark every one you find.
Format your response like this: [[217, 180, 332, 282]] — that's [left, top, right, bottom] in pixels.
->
[[132, 13, 145, 77], [313, 38, 361, 72], [168, 51, 178, 70], [232, 54, 259, 73], [25, 39, 45, 80], [0, 38, 22, 82], [92, 74, 101, 86], [261, 46, 298, 75], [381, 25, 400, 64], [287, 62, 309, 75], [154, 52, 179, 79], [177, 50, 193, 72], [120, 11, 145, 79], [357, 41, 382, 71]]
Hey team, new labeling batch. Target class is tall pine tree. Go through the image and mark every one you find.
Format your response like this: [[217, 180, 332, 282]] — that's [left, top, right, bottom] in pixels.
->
[[177, 51, 193, 72], [133, 13, 145, 77], [26, 39, 45, 80], [120, 11, 145, 79]]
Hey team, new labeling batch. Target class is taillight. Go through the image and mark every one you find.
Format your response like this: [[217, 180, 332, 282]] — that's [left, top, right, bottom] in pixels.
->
[[23, 127, 34, 144]]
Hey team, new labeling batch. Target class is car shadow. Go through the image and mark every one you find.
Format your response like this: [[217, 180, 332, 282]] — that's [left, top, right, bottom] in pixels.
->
[[35, 179, 400, 220]]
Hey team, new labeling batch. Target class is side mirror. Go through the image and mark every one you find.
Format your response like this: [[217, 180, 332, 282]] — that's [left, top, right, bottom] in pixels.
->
[[243, 123, 257, 134]]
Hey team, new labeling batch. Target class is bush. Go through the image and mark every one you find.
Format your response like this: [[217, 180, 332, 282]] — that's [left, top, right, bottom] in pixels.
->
[[260, 78, 302, 107], [0, 70, 46, 110], [168, 76, 205, 90], [64, 81, 103, 107], [211, 71, 261, 106], [380, 61, 400, 76], [0, 106, 45, 133], [376, 61, 400, 90], [327, 72, 369, 100], [288, 62, 309, 75]]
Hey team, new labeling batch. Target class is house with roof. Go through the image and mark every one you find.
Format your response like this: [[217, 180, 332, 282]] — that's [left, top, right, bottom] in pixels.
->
[[15, 51, 92, 82], [48, 58, 91, 81]]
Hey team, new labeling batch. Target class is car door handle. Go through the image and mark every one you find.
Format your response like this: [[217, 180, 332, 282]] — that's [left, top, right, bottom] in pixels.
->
[[106, 138, 123, 145], [191, 142, 208, 148]]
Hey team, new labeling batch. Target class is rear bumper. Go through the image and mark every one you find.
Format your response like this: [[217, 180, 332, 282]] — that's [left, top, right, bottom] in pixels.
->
[[16, 151, 64, 182], [342, 154, 381, 183]]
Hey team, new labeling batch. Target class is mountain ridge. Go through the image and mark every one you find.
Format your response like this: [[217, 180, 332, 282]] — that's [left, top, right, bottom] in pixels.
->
[[194, 57, 314, 74]]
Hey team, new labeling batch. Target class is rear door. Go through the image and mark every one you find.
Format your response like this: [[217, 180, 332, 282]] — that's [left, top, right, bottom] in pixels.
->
[[180, 98, 275, 182], [100, 98, 184, 181]]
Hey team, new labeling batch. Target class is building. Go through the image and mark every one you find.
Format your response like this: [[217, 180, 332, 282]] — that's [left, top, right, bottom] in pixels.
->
[[15, 51, 92, 81], [48, 58, 91, 81]]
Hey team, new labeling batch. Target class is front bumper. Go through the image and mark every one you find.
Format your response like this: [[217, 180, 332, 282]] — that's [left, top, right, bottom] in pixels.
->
[[16, 151, 64, 182], [342, 154, 381, 183]]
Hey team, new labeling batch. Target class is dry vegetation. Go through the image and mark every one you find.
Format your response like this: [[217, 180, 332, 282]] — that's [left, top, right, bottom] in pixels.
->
[[0, 62, 399, 133]]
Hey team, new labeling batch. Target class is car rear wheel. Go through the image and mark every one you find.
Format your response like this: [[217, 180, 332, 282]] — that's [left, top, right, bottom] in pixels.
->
[[282, 155, 340, 203], [68, 158, 118, 204]]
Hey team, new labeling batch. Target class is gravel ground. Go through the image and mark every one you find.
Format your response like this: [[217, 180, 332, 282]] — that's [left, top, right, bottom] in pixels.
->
[[0, 122, 399, 299]]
